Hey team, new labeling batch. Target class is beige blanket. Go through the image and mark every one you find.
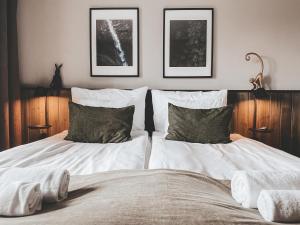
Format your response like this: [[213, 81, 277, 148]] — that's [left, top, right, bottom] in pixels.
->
[[0, 169, 296, 225]]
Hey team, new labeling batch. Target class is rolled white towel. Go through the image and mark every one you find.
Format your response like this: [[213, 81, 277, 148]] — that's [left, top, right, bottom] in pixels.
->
[[0, 168, 70, 203], [231, 170, 300, 208], [258, 190, 300, 223], [0, 182, 42, 216]]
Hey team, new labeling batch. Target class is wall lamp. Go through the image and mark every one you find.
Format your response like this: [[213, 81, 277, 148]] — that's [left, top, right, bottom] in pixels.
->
[[245, 52, 270, 139]]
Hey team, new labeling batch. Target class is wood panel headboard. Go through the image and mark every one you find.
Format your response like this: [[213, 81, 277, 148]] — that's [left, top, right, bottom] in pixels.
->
[[21, 88, 300, 157]]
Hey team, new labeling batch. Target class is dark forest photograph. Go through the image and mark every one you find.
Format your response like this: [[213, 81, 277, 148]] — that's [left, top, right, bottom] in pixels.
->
[[169, 20, 207, 67]]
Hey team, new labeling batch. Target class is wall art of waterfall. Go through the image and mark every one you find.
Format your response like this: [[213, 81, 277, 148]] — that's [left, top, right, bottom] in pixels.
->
[[96, 19, 133, 66]]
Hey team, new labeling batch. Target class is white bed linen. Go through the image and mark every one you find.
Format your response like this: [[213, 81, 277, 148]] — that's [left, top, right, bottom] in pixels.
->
[[149, 132, 300, 180], [0, 131, 150, 176]]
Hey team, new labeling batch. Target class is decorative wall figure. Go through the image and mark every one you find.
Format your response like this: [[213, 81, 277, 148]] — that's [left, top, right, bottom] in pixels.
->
[[245, 52, 265, 91], [50, 64, 63, 95], [245, 52, 270, 139]]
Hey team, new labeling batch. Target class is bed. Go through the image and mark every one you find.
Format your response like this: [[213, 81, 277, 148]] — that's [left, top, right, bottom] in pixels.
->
[[0, 87, 151, 175], [1, 88, 300, 224]]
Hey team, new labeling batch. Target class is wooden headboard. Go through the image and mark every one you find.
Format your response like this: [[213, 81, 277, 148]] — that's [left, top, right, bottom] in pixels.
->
[[21, 88, 300, 157]]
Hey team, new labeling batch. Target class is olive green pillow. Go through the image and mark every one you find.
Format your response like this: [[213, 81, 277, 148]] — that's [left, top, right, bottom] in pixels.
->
[[65, 102, 135, 143], [166, 103, 233, 144]]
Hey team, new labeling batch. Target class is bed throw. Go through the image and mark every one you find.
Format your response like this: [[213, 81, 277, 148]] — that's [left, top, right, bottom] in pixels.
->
[[257, 190, 300, 223], [0, 168, 70, 203], [0, 169, 289, 225], [0, 182, 42, 216], [231, 170, 300, 208]]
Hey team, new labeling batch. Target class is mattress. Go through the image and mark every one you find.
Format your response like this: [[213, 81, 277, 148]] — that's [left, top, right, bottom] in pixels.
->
[[0, 130, 150, 175], [149, 132, 300, 180], [1, 169, 294, 225]]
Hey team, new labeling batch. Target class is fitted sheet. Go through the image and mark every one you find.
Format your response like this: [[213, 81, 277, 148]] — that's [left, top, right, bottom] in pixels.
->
[[149, 132, 300, 180], [0, 131, 150, 175]]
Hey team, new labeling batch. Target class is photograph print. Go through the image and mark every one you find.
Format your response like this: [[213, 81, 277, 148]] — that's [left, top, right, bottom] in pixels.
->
[[90, 8, 139, 77], [164, 8, 213, 78]]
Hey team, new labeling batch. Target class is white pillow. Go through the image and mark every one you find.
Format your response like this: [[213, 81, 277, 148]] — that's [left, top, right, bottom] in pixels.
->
[[71, 87, 148, 131], [151, 90, 228, 133]]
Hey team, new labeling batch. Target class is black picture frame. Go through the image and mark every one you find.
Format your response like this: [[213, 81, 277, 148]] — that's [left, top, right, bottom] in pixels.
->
[[163, 8, 214, 78], [90, 8, 139, 77]]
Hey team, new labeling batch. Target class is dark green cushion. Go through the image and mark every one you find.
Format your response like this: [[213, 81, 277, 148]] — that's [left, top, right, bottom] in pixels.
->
[[65, 102, 134, 143], [166, 103, 233, 144]]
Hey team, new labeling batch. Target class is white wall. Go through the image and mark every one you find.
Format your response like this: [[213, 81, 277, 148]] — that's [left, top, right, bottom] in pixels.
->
[[18, 0, 300, 90]]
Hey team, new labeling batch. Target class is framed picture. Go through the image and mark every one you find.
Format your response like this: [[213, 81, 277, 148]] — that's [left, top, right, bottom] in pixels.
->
[[163, 8, 214, 78], [90, 8, 139, 77]]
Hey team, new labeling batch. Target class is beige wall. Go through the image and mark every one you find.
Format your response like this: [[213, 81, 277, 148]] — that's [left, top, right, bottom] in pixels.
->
[[18, 0, 300, 90]]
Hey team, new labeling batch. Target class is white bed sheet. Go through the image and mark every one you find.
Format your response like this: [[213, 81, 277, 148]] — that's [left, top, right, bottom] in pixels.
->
[[0, 131, 150, 175], [149, 132, 300, 180]]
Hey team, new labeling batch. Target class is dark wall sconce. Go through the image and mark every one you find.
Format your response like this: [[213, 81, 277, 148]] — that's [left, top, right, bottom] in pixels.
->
[[245, 52, 270, 139]]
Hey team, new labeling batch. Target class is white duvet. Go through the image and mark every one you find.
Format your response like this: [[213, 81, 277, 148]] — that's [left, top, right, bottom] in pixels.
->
[[0, 131, 150, 175], [149, 132, 300, 180]]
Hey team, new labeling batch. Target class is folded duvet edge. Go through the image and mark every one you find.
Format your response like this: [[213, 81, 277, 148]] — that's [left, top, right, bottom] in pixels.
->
[[0, 182, 42, 217], [257, 190, 300, 222]]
